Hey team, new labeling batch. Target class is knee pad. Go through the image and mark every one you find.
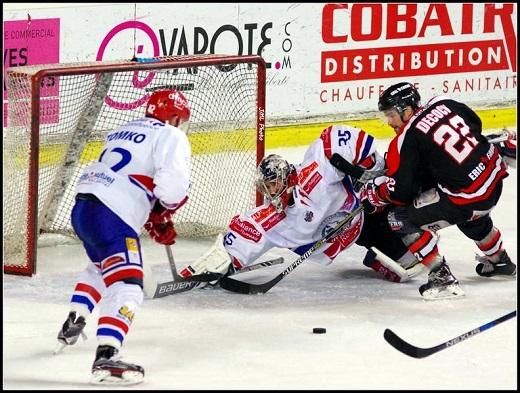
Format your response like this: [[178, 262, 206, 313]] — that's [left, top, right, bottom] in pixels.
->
[[458, 215, 493, 240]]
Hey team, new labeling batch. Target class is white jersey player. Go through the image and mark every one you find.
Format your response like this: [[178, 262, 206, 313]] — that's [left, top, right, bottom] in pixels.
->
[[181, 126, 419, 283], [55, 89, 192, 385]]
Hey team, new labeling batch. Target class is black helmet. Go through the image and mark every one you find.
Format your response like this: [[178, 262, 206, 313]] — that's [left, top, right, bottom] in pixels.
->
[[378, 82, 421, 113]]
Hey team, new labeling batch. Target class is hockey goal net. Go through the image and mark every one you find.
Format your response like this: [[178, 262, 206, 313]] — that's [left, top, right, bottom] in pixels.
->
[[4, 54, 266, 275]]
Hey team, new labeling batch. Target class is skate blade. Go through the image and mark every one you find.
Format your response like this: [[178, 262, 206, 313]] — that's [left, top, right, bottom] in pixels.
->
[[53, 342, 66, 355], [90, 370, 144, 386], [421, 284, 466, 301], [53, 332, 88, 355]]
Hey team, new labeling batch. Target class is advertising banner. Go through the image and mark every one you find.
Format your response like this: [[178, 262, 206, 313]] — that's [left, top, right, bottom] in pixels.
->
[[3, 3, 517, 124]]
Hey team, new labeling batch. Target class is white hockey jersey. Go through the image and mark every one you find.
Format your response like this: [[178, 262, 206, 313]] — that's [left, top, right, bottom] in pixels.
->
[[75, 117, 191, 233], [224, 125, 379, 267]]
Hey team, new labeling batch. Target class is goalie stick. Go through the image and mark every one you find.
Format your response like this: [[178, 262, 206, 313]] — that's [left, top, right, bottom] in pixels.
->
[[218, 204, 364, 294], [153, 256, 285, 298], [330, 153, 385, 181], [384, 310, 517, 359]]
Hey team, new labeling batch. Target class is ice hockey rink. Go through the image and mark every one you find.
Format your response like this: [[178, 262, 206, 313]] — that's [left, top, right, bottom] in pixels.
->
[[3, 141, 517, 390]]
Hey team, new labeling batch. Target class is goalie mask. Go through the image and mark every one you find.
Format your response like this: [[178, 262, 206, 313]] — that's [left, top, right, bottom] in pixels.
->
[[256, 154, 297, 213], [146, 89, 191, 133]]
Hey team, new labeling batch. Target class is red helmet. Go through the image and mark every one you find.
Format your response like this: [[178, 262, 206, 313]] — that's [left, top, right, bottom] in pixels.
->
[[145, 89, 191, 124]]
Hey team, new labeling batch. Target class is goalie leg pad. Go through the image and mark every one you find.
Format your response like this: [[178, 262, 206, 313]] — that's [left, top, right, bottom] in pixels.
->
[[180, 233, 232, 278], [363, 248, 411, 283]]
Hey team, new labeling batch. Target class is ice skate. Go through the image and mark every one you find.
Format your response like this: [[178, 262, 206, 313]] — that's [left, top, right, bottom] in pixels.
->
[[90, 345, 144, 385], [475, 251, 516, 277], [419, 260, 465, 300], [54, 311, 87, 354]]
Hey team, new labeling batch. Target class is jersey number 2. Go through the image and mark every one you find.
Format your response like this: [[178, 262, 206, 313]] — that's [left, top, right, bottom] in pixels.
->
[[99, 147, 132, 172], [432, 115, 479, 164]]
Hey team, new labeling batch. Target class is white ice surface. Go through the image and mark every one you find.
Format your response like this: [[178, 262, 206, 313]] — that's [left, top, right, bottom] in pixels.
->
[[3, 142, 517, 390]]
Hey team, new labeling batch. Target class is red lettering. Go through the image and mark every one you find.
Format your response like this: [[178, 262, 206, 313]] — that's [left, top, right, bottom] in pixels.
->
[[418, 4, 454, 37], [351, 4, 382, 41], [386, 4, 417, 39], [461, 4, 474, 34], [230, 216, 262, 242], [322, 3, 348, 43], [484, 3, 516, 71]]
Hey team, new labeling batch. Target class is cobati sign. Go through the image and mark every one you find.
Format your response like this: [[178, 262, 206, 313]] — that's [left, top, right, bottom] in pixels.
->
[[320, 3, 516, 82]]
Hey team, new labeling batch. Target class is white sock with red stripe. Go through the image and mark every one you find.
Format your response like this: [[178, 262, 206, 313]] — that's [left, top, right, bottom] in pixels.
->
[[97, 282, 143, 348], [403, 231, 444, 270], [70, 263, 106, 318], [475, 227, 503, 263]]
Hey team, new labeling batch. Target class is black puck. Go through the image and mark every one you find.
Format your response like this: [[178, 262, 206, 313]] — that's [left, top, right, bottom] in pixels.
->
[[312, 327, 326, 334]]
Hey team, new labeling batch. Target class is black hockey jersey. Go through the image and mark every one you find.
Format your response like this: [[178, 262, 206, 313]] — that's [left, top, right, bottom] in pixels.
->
[[383, 95, 508, 206]]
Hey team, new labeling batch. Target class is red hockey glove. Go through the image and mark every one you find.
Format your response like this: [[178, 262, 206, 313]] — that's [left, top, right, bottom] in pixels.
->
[[359, 177, 391, 214], [144, 220, 177, 245], [144, 198, 186, 245]]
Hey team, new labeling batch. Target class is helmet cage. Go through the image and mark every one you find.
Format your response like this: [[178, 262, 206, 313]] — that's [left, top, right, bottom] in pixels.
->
[[255, 154, 291, 210]]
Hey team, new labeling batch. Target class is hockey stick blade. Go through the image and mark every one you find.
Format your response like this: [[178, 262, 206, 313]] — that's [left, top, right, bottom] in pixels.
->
[[384, 310, 517, 358], [219, 205, 364, 294], [153, 257, 284, 298], [154, 280, 203, 298]]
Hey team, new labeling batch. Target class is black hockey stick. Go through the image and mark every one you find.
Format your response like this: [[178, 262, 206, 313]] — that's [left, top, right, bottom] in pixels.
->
[[330, 131, 514, 182], [384, 310, 517, 359], [330, 152, 386, 181], [218, 205, 364, 294], [153, 256, 285, 298]]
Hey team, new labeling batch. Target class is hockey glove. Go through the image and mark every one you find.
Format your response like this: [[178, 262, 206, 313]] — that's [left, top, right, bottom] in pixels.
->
[[144, 199, 182, 245], [359, 176, 391, 214], [144, 220, 177, 245]]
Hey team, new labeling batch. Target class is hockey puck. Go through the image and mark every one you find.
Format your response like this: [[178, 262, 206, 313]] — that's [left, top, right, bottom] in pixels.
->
[[312, 327, 326, 334]]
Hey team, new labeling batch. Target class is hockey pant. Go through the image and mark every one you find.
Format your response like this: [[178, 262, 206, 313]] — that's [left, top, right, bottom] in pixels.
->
[[387, 181, 505, 266], [70, 195, 144, 349]]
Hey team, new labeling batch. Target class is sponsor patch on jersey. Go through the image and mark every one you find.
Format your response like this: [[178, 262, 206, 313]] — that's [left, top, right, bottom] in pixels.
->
[[251, 204, 277, 223], [101, 254, 126, 270], [230, 216, 262, 242], [302, 171, 322, 194], [125, 237, 140, 264], [118, 305, 135, 324], [78, 171, 115, 187], [261, 211, 286, 231], [298, 161, 319, 184]]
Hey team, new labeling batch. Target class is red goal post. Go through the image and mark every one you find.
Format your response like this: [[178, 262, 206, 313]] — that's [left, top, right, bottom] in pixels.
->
[[4, 54, 266, 276]]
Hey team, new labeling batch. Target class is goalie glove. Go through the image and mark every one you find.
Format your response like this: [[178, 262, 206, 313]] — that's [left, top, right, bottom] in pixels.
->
[[180, 233, 237, 278]]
